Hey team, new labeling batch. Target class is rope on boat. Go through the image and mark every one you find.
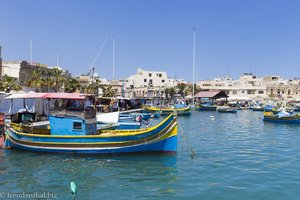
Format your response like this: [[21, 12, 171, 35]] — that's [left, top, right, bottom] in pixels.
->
[[178, 124, 197, 159]]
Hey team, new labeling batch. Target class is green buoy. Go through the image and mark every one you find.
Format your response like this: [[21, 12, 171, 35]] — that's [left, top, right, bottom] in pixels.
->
[[70, 182, 77, 195]]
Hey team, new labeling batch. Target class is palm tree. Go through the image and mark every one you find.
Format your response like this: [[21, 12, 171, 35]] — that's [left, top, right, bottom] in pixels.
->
[[84, 79, 101, 94], [164, 87, 170, 99], [169, 87, 176, 99], [0, 75, 22, 92], [185, 84, 201, 96], [26, 69, 44, 92], [176, 83, 187, 97], [49, 68, 65, 92], [100, 85, 116, 97], [64, 78, 80, 93]]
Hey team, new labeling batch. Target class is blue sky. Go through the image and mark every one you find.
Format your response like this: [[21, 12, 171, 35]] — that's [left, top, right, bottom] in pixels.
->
[[1, 0, 300, 81]]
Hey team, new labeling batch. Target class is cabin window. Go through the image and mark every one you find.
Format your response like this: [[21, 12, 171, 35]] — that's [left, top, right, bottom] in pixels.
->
[[73, 122, 82, 130]]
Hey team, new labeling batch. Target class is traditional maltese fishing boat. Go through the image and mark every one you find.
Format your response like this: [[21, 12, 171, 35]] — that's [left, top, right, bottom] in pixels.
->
[[216, 106, 238, 113], [195, 103, 217, 111], [144, 105, 191, 116], [263, 111, 300, 123], [4, 93, 178, 154]]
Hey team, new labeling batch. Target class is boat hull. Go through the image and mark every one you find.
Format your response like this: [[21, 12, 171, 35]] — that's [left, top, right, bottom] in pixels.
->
[[195, 106, 217, 111], [217, 109, 237, 113], [263, 117, 300, 123]]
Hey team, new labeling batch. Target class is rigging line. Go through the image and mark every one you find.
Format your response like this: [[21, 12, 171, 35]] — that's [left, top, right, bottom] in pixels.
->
[[178, 124, 197, 158], [90, 35, 109, 71]]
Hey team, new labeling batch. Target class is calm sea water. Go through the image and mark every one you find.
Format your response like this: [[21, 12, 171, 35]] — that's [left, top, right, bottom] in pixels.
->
[[1, 110, 300, 200]]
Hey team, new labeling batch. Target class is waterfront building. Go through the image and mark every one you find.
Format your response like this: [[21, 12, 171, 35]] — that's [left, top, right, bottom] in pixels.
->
[[2, 61, 51, 86], [125, 68, 169, 98], [123, 68, 188, 98], [197, 73, 267, 100], [1, 61, 70, 85], [264, 76, 300, 100], [197, 73, 300, 101]]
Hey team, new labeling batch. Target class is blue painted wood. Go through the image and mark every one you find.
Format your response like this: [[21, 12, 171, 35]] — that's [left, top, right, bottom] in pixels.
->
[[49, 115, 97, 135]]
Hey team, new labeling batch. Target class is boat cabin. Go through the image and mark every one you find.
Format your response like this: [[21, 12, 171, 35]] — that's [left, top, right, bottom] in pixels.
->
[[49, 115, 96, 135], [46, 93, 97, 136]]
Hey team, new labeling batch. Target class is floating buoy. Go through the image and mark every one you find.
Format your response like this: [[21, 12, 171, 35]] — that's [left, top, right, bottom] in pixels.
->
[[70, 182, 77, 195]]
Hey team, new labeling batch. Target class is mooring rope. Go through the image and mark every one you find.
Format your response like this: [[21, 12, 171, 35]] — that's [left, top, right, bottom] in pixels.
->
[[178, 124, 197, 159]]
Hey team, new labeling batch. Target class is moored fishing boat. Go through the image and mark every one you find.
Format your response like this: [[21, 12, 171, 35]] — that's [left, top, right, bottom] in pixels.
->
[[263, 111, 300, 123], [195, 104, 217, 111], [4, 114, 177, 154], [4, 93, 178, 154], [144, 105, 191, 116], [251, 105, 265, 111], [216, 106, 238, 113]]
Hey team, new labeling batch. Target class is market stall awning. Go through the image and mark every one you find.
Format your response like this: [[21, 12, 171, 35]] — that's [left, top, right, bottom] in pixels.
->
[[4, 93, 48, 99], [44, 93, 86, 100]]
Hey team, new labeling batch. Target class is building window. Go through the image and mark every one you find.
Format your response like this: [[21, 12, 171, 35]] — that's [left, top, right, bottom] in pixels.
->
[[288, 90, 291, 95], [144, 79, 147, 82], [73, 121, 82, 130], [258, 91, 264, 94], [149, 73, 152, 77], [162, 80, 165, 83], [159, 74, 162, 77], [247, 90, 255, 94], [232, 90, 237, 94]]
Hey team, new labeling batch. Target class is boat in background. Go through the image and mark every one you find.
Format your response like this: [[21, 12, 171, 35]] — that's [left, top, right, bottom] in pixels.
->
[[144, 105, 191, 116], [251, 105, 265, 111], [216, 106, 238, 113], [195, 103, 217, 111], [263, 111, 300, 123]]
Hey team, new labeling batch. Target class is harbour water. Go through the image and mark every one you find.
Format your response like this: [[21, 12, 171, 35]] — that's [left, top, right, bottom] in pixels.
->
[[1, 110, 300, 199]]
